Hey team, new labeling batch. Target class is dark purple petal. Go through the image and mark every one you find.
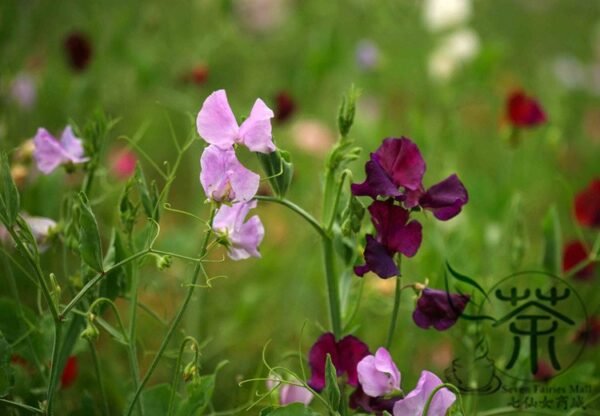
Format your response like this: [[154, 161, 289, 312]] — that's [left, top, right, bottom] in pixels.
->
[[337, 335, 371, 387], [354, 263, 371, 277], [349, 386, 399, 413], [420, 174, 468, 221], [361, 235, 398, 278], [367, 201, 422, 258], [308, 333, 339, 391], [412, 288, 470, 331], [351, 160, 401, 199], [373, 137, 425, 192]]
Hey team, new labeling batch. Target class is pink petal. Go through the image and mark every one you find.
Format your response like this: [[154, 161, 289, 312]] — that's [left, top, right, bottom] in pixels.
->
[[373, 348, 401, 390], [60, 126, 88, 162], [33, 128, 65, 174], [229, 214, 264, 260], [196, 90, 239, 148], [239, 98, 275, 153], [280, 384, 314, 406], [357, 355, 392, 397]]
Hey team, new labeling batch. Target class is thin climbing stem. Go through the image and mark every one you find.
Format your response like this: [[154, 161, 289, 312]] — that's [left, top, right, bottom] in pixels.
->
[[254, 195, 326, 239], [87, 339, 109, 416], [386, 256, 402, 349]]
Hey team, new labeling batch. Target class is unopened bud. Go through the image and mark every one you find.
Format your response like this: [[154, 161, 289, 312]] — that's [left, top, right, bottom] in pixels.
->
[[156, 255, 172, 270], [183, 362, 198, 382]]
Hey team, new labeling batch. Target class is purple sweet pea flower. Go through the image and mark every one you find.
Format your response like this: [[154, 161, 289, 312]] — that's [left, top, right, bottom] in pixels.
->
[[200, 145, 260, 203], [212, 201, 264, 260], [412, 288, 470, 331], [308, 332, 370, 391], [33, 126, 88, 174], [393, 371, 456, 416], [354, 201, 422, 278], [351, 137, 468, 221], [357, 347, 401, 397], [197, 89, 276, 153]]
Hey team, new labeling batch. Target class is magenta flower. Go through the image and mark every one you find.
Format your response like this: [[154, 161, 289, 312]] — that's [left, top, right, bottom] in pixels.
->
[[33, 126, 88, 174], [200, 145, 260, 203], [357, 347, 401, 397], [351, 137, 468, 221], [307, 332, 370, 391], [197, 90, 276, 153], [354, 200, 422, 278], [392, 371, 455, 416], [212, 201, 264, 260], [412, 288, 470, 331]]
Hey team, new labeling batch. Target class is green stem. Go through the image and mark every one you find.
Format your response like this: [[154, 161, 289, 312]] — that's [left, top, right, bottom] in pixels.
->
[[87, 339, 109, 416], [254, 195, 326, 239], [386, 257, 402, 349], [322, 238, 342, 339], [167, 337, 200, 416], [326, 169, 351, 232], [59, 249, 151, 319], [422, 383, 462, 416], [128, 264, 144, 416], [0, 398, 44, 414], [125, 206, 216, 416], [46, 322, 63, 415]]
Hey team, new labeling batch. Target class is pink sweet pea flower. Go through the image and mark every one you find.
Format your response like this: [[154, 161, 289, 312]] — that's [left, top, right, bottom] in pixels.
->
[[393, 371, 455, 416], [111, 149, 137, 180], [33, 126, 88, 174], [197, 90, 276, 153], [357, 347, 401, 397], [212, 201, 264, 260], [200, 145, 260, 203], [267, 375, 314, 406]]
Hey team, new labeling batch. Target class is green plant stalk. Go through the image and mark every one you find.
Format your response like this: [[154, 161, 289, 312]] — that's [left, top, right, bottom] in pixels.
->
[[167, 336, 200, 416], [125, 206, 216, 416], [253, 195, 326, 239], [422, 383, 463, 416], [326, 169, 351, 233], [46, 322, 63, 415], [322, 238, 342, 339], [0, 398, 44, 414], [87, 339, 109, 416], [128, 264, 144, 416], [386, 257, 402, 349]]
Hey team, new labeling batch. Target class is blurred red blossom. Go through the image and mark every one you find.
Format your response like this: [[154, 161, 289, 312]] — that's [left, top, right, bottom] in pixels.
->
[[274, 91, 296, 123], [533, 360, 554, 382], [562, 240, 595, 280], [506, 90, 546, 128], [63, 32, 92, 72], [183, 64, 209, 85], [60, 356, 79, 389], [574, 316, 600, 346], [111, 148, 137, 180], [574, 179, 600, 228]]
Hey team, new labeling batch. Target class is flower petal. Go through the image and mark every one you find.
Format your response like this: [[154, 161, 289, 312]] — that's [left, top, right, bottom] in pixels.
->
[[420, 174, 468, 221], [357, 355, 392, 397], [196, 90, 239, 148], [280, 384, 314, 406], [392, 371, 455, 416], [373, 347, 401, 391], [33, 128, 65, 174], [412, 288, 470, 331], [200, 145, 259, 203], [308, 332, 339, 391], [360, 234, 398, 278], [351, 160, 401, 199], [373, 137, 426, 191], [59, 126, 88, 162], [507, 90, 546, 127], [574, 179, 600, 228], [337, 335, 371, 387], [367, 201, 422, 258], [228, 214, 264, 260], [239, 98, 275, 153]]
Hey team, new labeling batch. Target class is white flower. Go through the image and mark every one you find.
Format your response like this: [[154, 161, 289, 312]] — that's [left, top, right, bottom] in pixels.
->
[[428, 28, 480, 82], [423, 0, 472, 32]]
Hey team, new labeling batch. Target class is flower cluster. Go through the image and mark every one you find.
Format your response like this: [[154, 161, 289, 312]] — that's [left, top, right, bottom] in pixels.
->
[[308, 334, 455, 416], [352, 137, 468, 278], [197, 90, 275, 260]]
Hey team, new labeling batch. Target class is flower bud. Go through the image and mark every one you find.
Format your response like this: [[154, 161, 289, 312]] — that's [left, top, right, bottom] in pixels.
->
[[156, 255, 172, 270], [183, 362, 198, 382]]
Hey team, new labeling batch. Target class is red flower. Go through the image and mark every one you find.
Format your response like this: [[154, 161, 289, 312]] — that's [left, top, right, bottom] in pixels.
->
[[562, 241, 595, 280], [274, 91, 296, 123], [574, 179, 600, 228], [533, 360, 554, 382], [183, 64, 209, 85], [111, 149, 137, 180], [63, 32, 93, 72], [574, 316, 600, 346], [506, 90, 546, 128], [60, 356, 79, 389]]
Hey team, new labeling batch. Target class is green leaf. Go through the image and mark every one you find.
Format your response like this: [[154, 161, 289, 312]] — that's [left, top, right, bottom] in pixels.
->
[[0, 331, 14, 397], [260, 403, 320, 416], [0, 152, 20, 227], [257, 148, 294, 198], [100, 231, 132, 301], [78, 193, 104, 273], [176, 361, 227, 416], [323, 354, 341, 411], [542, 206, 562, 275], [141, 383, 174, 416]]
